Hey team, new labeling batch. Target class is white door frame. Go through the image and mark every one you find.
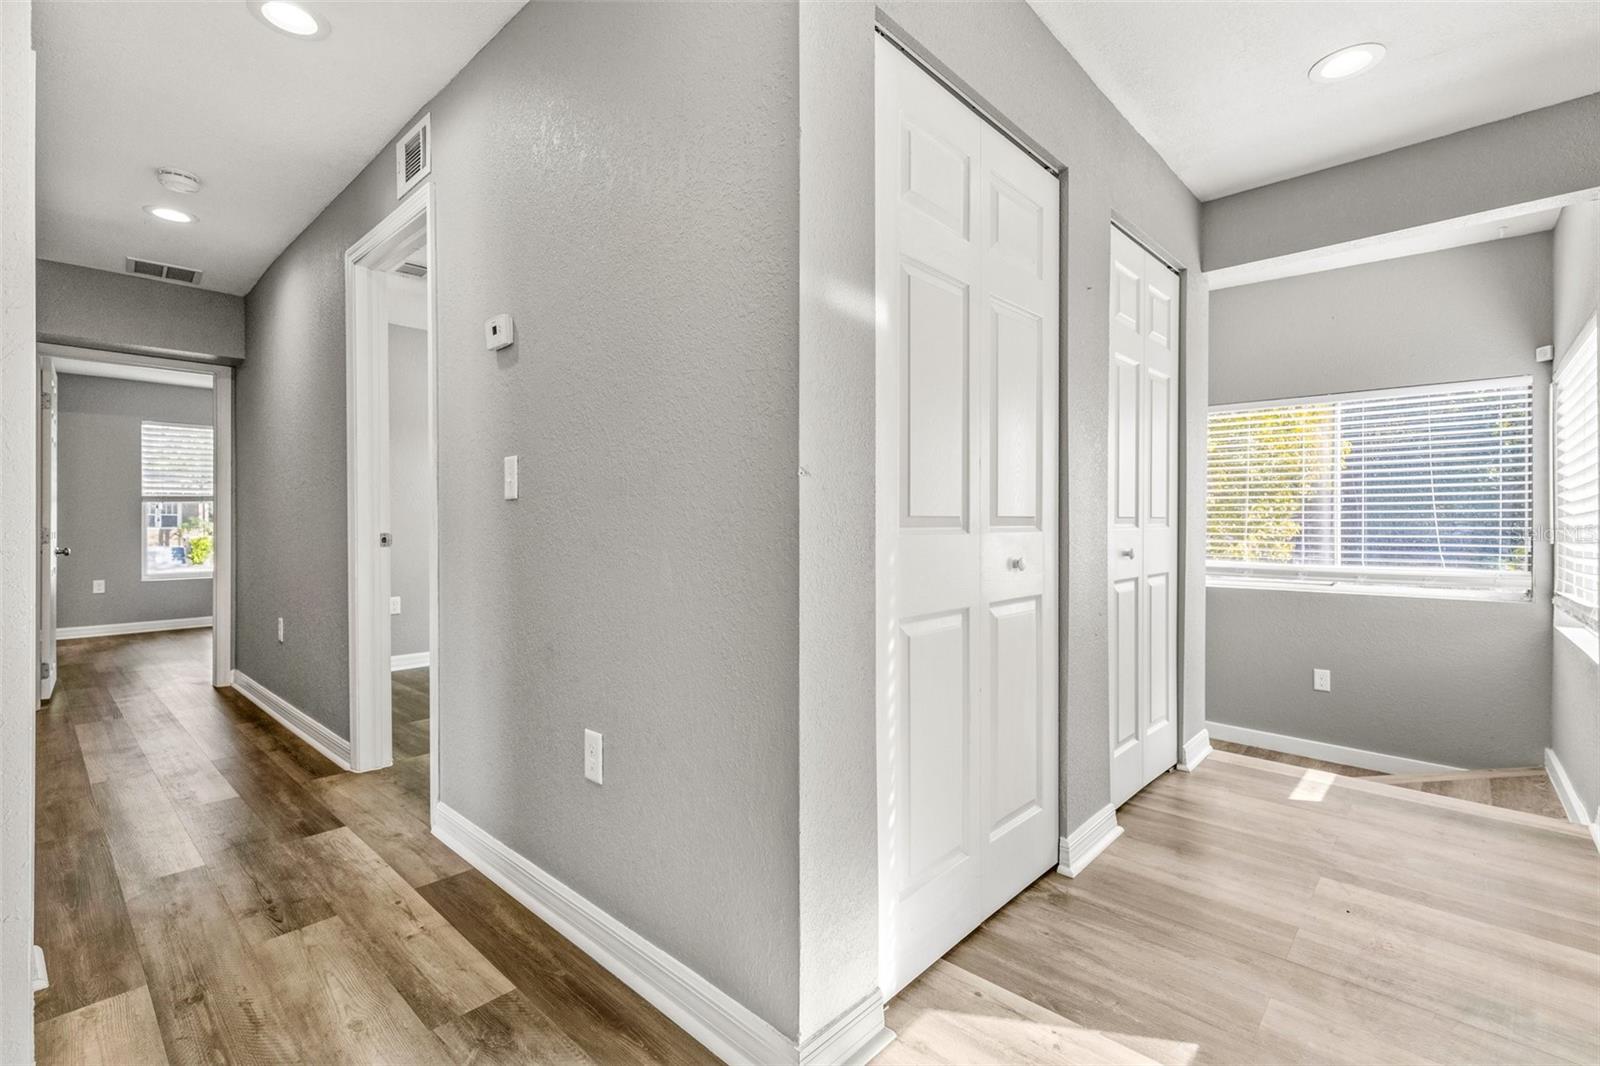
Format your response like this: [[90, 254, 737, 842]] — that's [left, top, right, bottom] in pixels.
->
[[36, 342, 236, 688], [343, 183, 437, 800]]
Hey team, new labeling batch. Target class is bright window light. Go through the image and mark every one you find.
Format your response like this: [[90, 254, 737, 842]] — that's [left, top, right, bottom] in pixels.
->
[[1206, 377, 1536, 599]]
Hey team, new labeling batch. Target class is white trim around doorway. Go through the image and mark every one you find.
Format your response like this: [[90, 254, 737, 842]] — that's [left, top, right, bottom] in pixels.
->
[[37, 342, 236, 688], [343, 182, 438, 814]]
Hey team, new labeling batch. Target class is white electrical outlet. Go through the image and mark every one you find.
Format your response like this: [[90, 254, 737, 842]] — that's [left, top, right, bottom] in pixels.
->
[[1313, 668, 1331, 692], [277, 617, 285, 644], [91, 579, 105, 594], [584, 729, 603, 784], [390, 596, 402, 615], [503, 455, 519, 500]]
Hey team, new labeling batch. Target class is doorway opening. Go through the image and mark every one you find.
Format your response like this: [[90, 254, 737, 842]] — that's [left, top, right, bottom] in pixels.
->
[[344, 184, 437, 818], [36, 344, 234, 703]]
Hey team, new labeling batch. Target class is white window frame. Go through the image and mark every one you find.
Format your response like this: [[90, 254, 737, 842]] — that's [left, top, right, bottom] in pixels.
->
[[1207, 375, 1536, 602], [139, 419, 214, 583], [1551, 317, 1598, 632]]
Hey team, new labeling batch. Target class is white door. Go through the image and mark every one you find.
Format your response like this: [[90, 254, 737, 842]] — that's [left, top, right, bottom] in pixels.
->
[[38, 358, 58, 703], [876, 35, 1060, 997], [1108, 226, 1179, 807]]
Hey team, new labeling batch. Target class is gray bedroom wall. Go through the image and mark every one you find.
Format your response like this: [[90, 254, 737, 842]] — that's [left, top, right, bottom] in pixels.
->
[[387, 324, 428, 660], [56, 374, 213, 630], [1202, 95, 1600, 271], [1208, 234, 1555, 768], [38, 259, 246, 362], [1550, 198, 1600, 820], [238, 1, 802, 1037]]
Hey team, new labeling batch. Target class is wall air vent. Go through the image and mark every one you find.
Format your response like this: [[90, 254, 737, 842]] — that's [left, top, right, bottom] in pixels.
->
[[395, 113, 431, 199], [124, 257, 203, 286]]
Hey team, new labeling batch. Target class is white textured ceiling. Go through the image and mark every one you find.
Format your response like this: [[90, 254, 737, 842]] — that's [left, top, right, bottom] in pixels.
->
[[1027, 1, 1600, 201], [35, 0, 525, 295]]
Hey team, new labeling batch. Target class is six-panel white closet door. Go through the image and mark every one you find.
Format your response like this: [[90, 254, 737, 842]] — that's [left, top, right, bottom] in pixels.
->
[[1108, 226, 1180, 807], [875, 35, 1060, 997]]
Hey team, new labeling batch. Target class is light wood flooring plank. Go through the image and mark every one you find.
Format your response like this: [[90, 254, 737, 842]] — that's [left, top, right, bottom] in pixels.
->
[[252, 915, 450, 1065], [124, 865, 302, 1065], [35, 984, 168, 1066], [301, 827, 513, 1029]]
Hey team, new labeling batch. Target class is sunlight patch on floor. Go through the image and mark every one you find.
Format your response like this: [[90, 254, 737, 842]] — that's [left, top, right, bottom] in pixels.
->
[[1289, 768, 1336, 802]]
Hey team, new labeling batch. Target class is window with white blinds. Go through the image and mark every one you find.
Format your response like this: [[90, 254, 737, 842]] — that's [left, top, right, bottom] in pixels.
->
[[141, 421, 215, 580], [1553, 325, 1598, 628], [141, 421, 213, 497], [1207, 377, 1535, 596]]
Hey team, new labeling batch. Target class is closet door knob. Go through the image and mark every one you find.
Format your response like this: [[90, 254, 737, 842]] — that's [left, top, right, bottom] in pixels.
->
[[1119, 548, 1135, 559], [1007, 557, 1026, 572]]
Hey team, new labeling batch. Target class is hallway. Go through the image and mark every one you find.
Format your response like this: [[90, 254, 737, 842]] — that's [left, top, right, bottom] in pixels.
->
[[34, 631, 714, 1065]]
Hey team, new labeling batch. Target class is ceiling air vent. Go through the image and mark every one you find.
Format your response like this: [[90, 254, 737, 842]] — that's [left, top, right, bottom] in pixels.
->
[[124, 257, 203, 286], [395, 113, 431, 199]]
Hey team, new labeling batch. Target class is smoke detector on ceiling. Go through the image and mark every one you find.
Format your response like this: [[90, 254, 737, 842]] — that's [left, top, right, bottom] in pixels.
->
[[156, 168, 202, 195]]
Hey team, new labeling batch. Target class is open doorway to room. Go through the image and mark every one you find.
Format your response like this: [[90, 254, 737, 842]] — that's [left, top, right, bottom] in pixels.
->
[[344, 184, 436, 814], [36, 345, 233, 705]]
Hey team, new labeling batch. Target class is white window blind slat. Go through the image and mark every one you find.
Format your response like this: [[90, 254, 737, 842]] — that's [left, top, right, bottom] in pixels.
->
[[141, 421, 214, 498], [1553, 326, 1599, 628], [1207, 378, 1535, 594]]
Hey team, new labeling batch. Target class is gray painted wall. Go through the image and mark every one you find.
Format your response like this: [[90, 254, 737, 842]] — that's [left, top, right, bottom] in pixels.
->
[[1554, 199, 1599, 358], [38, 259, 246, 362], [387, 324, 428, 659], [239, 1, 802, 1036], [56, 374, 213, 629], [1202, 95, 1600, 271], [1550, 198, 1600, 820], [1209, 235, 1554, 768]]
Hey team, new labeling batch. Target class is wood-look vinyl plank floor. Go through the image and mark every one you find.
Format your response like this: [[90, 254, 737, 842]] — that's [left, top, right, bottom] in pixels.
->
[[35, 631, 1600, 1065], [35, 631, 713, 1065]]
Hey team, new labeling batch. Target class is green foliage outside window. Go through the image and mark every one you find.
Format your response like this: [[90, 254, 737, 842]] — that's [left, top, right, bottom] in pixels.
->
[[1207, 405, 1335, 563]]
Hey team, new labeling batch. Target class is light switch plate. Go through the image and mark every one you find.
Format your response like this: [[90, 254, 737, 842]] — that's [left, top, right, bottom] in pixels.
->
[[584, 729, 603, 784], [1313, 668, 1331, 692], [389, 596, 402, 615], [503, 455, 519, 500], [485, 313, 514, 351], [91, 579, 105, 594]]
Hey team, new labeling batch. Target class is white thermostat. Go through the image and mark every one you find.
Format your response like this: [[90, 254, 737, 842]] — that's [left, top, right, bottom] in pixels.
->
[[485, 313, 515, 351]]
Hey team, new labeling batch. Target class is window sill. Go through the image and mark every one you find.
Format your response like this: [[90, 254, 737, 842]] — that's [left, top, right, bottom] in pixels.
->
[[141, 571, 214, 583], [1555, 619, 1600, 666], [1206, 576, 1531, 604]]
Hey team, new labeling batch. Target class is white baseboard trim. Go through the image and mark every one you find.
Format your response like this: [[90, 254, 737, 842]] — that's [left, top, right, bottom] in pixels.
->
[[390, 651, 430, 671], [1207, 721, 1461, 776], [1546, 747, 1596, 830], [230, 671, 351, 771], [1057, 803, 1122, 878], [57, 615, 211, 641], [1177, 728, 1212, 773], [434, 802, 883, 1064], [798, 992, 893, 1066]]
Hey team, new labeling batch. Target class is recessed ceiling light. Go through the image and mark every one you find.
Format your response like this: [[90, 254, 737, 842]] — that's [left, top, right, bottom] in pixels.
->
[[144, 205, 196, 225], [249, 1, 329, 40], [1309, 42, 1386, 84]]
